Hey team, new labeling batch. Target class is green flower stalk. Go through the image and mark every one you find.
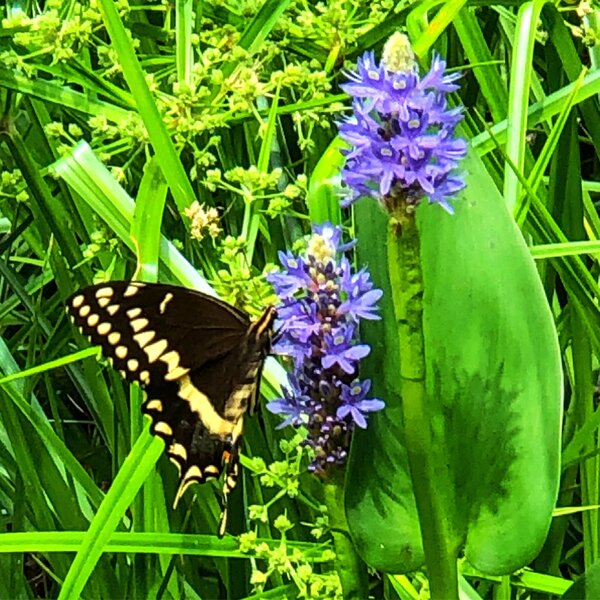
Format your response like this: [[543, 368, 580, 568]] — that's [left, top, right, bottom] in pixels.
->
[[339, 33, 468, 599], [387, 209, 459, 598]]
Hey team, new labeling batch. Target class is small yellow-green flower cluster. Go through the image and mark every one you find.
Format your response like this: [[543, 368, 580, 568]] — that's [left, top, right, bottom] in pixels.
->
[[44, 122, 87, 157], [4, 1, 96, 66], [0, 170, 29, 203], [282, 0, 392, 48], [184, 201, 221, 242], [239, 435, 341, 596], [224, 165, 283, 204], [83, 228, 121, 267], [203, 168, 305, 215], [210, 235, 277, 316], [88, 114, 148, 149], [239, 510, 340, 600]]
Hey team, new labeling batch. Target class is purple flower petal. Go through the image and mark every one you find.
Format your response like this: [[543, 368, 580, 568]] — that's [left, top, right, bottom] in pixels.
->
[[355, 398, 385, 413], [339, 288, 383, 321]]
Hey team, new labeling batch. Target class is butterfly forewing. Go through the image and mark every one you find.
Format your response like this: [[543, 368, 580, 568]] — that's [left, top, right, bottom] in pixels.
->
[[67, 282, 250, 387], [66, 281, 276, 535]]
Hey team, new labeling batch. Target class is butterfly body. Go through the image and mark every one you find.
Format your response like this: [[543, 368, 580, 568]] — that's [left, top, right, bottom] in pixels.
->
[[67, 281, 276, 535]]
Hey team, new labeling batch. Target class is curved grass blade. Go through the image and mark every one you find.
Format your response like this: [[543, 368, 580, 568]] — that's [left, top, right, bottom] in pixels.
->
[[57, 432, 163, 599]]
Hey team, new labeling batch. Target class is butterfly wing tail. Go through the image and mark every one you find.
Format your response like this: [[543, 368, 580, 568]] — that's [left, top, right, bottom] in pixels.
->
[[217, 445, 241, 538]]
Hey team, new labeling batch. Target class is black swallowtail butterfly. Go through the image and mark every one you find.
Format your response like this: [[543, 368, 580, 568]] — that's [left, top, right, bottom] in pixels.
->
[[67, 281, 276, 536]]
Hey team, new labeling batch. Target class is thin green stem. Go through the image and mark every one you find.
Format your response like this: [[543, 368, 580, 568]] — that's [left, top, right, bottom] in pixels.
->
[[323, 469, 368, 600], [387, 210, 458, 600]]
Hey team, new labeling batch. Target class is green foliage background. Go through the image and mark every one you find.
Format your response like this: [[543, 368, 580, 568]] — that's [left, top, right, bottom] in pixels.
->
[[0, 0, 598, 598]]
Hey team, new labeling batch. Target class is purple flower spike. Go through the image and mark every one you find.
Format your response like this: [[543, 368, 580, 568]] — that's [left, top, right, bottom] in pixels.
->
[[339, 33, 468, 214], [267, 224, 385, 473]]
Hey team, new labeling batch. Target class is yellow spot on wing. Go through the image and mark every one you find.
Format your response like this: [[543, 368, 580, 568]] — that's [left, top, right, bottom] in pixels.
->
[[71, 295, 84, 308], [145, 399, 163, 411], [127, 307, 142, 319], [127, 358, 139, 371], [140, 370, 150, 384], [160, 349, 189, 381], [130, 318, 149, 332], [107, 305, 120, 316], [184, 465, 202, 481], [124, 284, 143, 297], [159, 293, 174, 314], [98, 297, 111, 308], [153, 421, 173, 437], [168, 442, 187, 462], [164, 366, 190, 381], [108, 332, 121, 345], [144, 339, 168, 362], [87, 314, 100, 327], [159, 350, 180, 371], [96, 287, 114, 298], [79, 305, 91, 318], [134, 330, 155, 348], [97, 322, 111, 335], [115, 346, 128, 359]]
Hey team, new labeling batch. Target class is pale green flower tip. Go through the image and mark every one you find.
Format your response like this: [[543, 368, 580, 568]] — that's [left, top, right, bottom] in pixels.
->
[[382, 32, 416, 74]]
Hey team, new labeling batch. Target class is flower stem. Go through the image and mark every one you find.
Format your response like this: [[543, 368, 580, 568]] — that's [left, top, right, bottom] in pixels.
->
[[323, 468, 369, 599], [387, 208, 458, 599]]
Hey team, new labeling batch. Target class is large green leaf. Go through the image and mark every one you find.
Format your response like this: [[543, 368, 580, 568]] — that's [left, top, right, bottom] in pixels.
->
[[346, 151, 563, 574], [347, 200, 423, 573]]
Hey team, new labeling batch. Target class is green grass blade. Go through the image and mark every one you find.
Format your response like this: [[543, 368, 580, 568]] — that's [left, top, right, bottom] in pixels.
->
[[96, 0, 196, 213], [58, 432, 163, 599]]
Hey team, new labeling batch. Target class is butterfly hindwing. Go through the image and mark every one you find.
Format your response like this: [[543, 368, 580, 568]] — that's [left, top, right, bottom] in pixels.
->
[[66, 281, 276, 535], [140, 379, 235, 504]]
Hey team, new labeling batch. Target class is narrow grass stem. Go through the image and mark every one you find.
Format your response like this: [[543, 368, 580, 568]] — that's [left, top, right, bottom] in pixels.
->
[[323, 469, 369, 600], [387, 210, 458, 599]]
